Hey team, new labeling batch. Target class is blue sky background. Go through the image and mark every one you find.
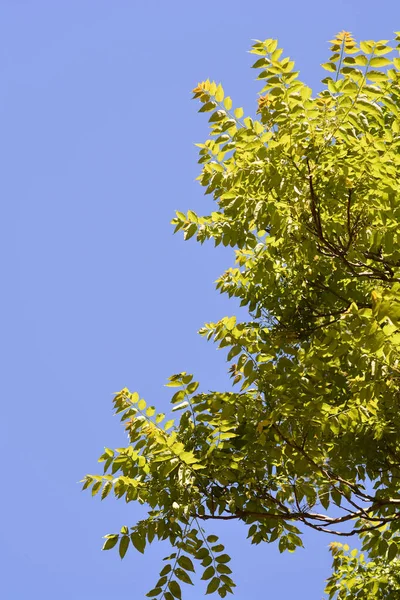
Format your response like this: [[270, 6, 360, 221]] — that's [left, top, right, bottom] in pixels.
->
[[1, 2, 399, 598]]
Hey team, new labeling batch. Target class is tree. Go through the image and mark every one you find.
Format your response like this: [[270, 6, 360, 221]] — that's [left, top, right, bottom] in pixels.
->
[[83, 32, 400, 598]]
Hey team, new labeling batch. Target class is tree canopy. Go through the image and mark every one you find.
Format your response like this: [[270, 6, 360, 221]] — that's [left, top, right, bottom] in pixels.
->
[[83, 31, 400, 598]]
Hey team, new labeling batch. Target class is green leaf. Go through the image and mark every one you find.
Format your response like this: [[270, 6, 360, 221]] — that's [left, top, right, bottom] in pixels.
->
[[206, 578, 220, 595], [227, 346, 241, 361], [202, 566, 216, 580], [91, 481, 102, 496], [199, 101, 217, 113], [168, 580, 182, 599], [184, 223, 197, 241], [102, 534, 119, 551], [215, 554, 231, 564], [81, 477, 93, 490], [195, 548, 209, 560], [119, 535, 129, 559], [278, 537, 287, 553], [207, 535, 219, 543], [216, 564, 232, 575], [175, 568, 194, 585], [171, 390, 185, 404], [209, 110, 226, 123], [146, 588, 162, 597], [387, 542, 398, 562], [160, 564, 172, 577], [186, 381, 199, 394], [176, 555, 194, 572], [130, 532, 146, 554]]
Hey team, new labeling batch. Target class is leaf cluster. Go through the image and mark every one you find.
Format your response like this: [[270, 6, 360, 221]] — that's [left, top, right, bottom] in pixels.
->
[[84, 32, 400, 598]]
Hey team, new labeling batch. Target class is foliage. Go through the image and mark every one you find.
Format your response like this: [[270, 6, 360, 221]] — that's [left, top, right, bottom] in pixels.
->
[[83, 31, 400, 598], [325, 541, 400, 598]]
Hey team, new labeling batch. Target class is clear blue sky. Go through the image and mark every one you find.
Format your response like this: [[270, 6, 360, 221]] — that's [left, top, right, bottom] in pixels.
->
[[1, 2, 398, 598]]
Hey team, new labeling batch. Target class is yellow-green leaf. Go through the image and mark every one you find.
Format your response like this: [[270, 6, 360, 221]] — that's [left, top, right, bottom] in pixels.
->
[[215, 84, 224, 102], [321, 62, 336, 72], [369, 57, 392, 67]]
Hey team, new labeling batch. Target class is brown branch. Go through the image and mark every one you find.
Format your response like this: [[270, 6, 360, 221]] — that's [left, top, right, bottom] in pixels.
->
[[194, 506, 399, 528], [303, 514, 400, 537], [365, 251, 400, 269]]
